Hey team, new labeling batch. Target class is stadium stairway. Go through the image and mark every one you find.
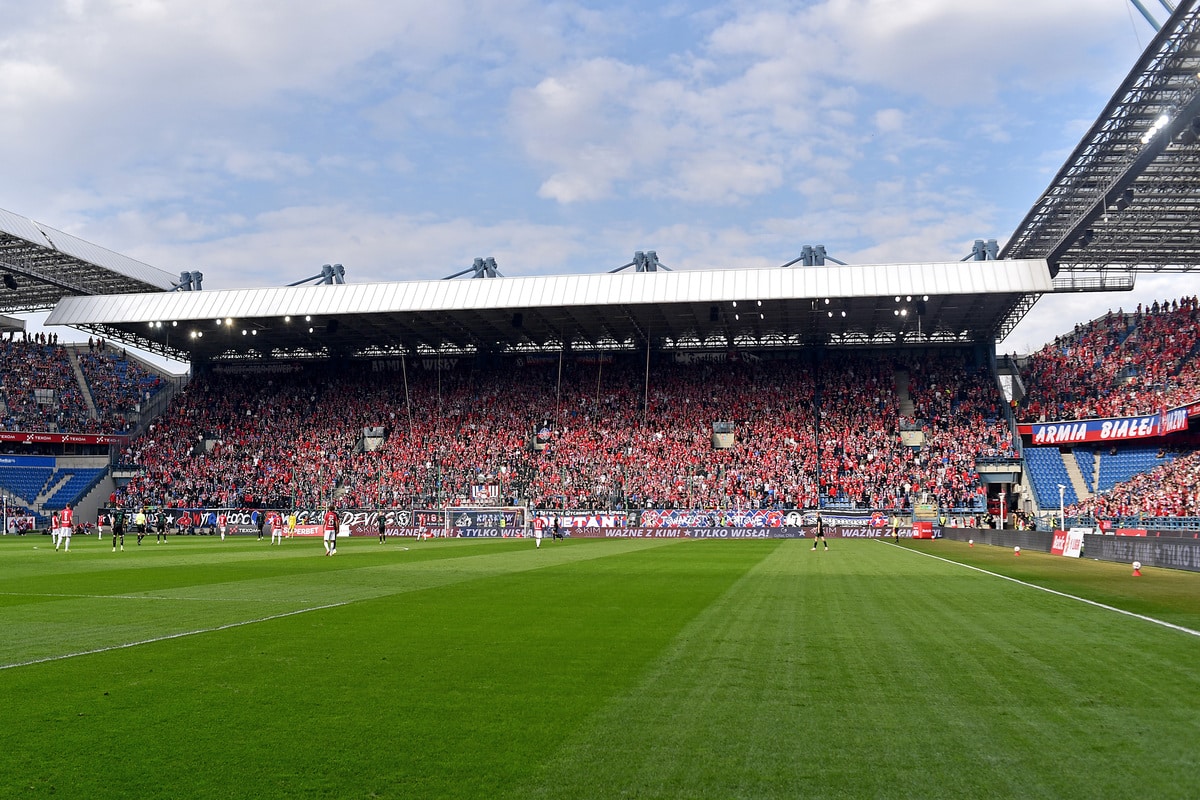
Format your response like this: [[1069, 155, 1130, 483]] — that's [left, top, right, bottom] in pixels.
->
[[1062, 450, 1091, 503], [893, 369, 924, 447], [996, 355, 1026, 403], [893, 369, 915, 418], [37, 473, 71, 507], [1022, 447, 1079, 509], [65, 345, 100, 422]]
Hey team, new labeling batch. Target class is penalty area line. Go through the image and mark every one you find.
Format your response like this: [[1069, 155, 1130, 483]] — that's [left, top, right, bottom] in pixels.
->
[[883, 541, 1200, 639], [0, 601, 349, 671]]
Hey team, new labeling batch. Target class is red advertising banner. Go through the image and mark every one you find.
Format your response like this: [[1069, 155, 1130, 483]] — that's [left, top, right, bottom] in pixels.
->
[[1050, 529, 1086, 557], [0, 431, 124, 445], [911, 521, 935, 539]]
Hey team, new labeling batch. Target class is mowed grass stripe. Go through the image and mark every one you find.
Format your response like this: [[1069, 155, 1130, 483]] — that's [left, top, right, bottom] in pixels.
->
[[0, 537, 675, 666], [0, 535, 524, 599], [513, 540, 1200, 800], [0, 539, 772, 800]]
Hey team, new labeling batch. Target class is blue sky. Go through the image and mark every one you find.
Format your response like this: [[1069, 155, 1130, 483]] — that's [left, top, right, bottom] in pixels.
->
[[1, 0, 1192, 355]]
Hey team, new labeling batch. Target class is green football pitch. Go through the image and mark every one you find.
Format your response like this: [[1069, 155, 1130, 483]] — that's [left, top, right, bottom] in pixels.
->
[[1, 534, 1197, 799]]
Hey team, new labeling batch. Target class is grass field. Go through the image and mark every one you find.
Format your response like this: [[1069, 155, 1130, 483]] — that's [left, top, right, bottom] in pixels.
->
[[1, 533, 1197, 799]]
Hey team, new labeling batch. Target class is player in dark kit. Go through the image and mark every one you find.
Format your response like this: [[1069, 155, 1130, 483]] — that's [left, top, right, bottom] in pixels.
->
[[112, 510, 126, 551], [377, 513, 387, 543], [156, 510, 168, 543], [811, 512, 829, 551]]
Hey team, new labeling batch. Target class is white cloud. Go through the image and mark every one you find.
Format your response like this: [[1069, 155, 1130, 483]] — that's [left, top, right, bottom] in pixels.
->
[[666, 153, 783, 203], [85, 204, 589, 289], [0, 0, 569, 213], [512, 59, 649, 201], [505, 0, 1139, 216], [874, 108, 906, 134], [810, 0, 1138, 103], [0, 0, 1179, 359]]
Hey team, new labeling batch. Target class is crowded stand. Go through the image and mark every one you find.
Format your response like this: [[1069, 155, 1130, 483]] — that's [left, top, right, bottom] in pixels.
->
[[0, 335, 162, 436], [1018, 296, 1200, 422], [0, 336, 91, 432], [114, 348, 1013, 514], [1066, 448, 1200, 521], [9, 319, 1199, 529], [897, 353, 1012, 510], [77, 344, 164, 433], [806, 352, 1007, 512], [816, 354, 901, 509]]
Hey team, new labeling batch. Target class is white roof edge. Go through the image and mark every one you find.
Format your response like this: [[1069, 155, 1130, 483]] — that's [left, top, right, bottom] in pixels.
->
[[0, 206, 178, 289], [46, 259, 1052, 326]]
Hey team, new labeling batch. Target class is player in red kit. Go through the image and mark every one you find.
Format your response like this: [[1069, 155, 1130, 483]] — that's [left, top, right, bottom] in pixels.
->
[[322, 505, 339, 555], [57, 505, 74, 551]]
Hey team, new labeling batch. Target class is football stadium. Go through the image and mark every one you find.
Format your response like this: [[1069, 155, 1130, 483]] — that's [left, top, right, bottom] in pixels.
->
[[3, 4, 1200, 799]]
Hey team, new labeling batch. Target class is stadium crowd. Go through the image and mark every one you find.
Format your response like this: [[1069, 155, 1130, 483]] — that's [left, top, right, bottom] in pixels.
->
[[3, 326, 1191, 523], [1066, 449, 1200, 520], [898, 353, 1012, 508], [0, 337, 162, 434], [1019, 297, 1200, 422], [0, 338, 91, 432], [77, 348, 164, 433], [114, 349, 1011, 513]]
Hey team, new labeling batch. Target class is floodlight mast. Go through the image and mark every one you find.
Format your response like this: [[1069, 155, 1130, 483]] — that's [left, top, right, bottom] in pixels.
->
[[961, 240, 999, 261], [171, 271, 203, 291], [444, 257, 503, 280], [287, 264, 346, 286], [610, 251, 670, 273], [779, 245, 846, 267]]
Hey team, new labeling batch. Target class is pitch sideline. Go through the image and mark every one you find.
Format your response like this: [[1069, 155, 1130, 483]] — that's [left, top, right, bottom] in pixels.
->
[[0, 601, 349, 671], [885, 540, 1200, 638]]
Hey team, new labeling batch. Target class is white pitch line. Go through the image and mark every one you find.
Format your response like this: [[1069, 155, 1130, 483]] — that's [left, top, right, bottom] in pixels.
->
[[886, 541, 1200, 639], [0, 601, 349, 671], [0, 591, 264, 602]]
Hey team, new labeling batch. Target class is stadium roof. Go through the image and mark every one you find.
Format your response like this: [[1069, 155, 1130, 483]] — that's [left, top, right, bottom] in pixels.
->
[[1002, 0, 1200, 281], [0, 208, 178, 312], [46, 259, 1051, 362], [36, 3, 1200, 362]]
